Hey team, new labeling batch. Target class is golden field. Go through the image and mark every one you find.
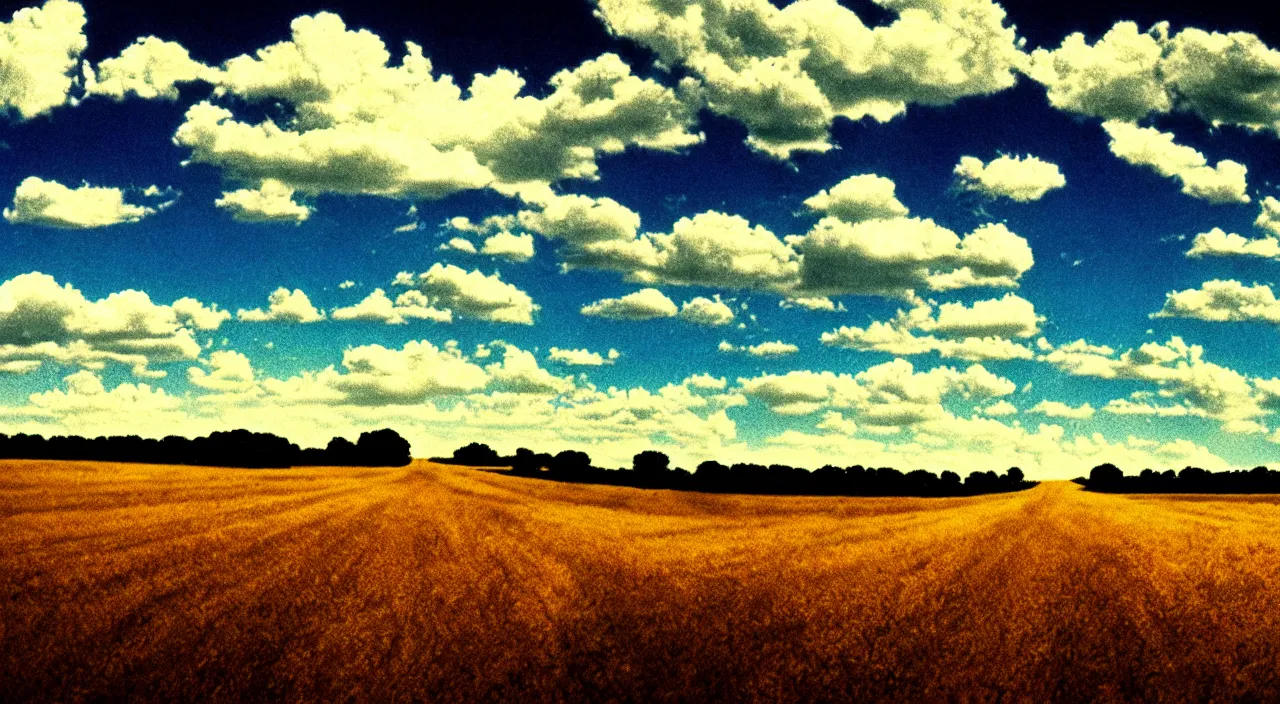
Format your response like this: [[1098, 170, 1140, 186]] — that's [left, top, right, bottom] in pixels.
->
[[3, 460, 1280, 702]]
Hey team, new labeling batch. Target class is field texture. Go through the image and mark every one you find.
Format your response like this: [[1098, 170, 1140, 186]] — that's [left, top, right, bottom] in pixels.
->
[[3, 460, 1280, 702]]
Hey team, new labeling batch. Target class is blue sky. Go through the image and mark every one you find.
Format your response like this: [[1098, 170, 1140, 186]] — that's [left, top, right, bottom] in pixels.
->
[[0, 0, 1278, 477]]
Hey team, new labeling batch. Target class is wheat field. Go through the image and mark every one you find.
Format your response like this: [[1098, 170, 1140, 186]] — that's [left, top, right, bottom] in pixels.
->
[[3, 459, 1280, 702]]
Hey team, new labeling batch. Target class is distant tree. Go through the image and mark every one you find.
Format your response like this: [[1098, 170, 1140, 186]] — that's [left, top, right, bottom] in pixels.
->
[[552, 450, 592, 476], [326, 436, 359, 465], [451, 442, 501, 466], [511, 448, 543, 475], [1089, 463, 1123, 487], [355, 429, 412, 466], [1178, 466, 1209, 484], [633, 450, 670, 474], [1006, 467, 1025, 484]]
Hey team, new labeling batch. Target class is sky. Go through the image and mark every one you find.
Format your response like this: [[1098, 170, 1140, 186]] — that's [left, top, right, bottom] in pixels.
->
[[0, 0, 1279, 478]]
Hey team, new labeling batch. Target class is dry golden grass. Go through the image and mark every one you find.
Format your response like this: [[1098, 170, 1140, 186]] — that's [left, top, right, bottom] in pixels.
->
[[4, 460, 1280, 702]]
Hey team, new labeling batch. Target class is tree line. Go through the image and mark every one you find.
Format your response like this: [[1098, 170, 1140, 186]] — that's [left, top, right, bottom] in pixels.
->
[[435, 442, 1036, 497], [0, 429, 412, 468], [1082, 463, 1280, 493]]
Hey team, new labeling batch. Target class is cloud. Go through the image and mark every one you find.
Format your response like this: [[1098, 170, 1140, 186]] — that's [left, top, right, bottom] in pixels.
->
[[779, 297, 845, 312], [0, 271, 224, 377], [793, 218, 1034, 299], [1038, 336, 1280, 433], [392, 264, 538, 324], [479, 231, 535, 262], [482, 342, 576, 395], [1257, 197, 1280, 238], [214, 179, 312, 224], [580, 287, 677, 320], [517, 192, 640, 246], [764, 415, 1226, 479], [26, 370, 183, 418], [4, 176, 167, 228], [173, 100, 494, 200], [1102, 397, 1207, 419], [1153, 280, 1280, 325], [171, 297, 231, 330], [440, 237, 478, 254], [593, 0, 1025, 158], [820, 294, 1040, 362], [187, 350, 256, 393], [172, 13, 701, 201], [953, 154, 1066, 202], [1027, 22, 1171, 121], [1101, 120, 1249, 204], [979, 399, 1017, 416], [683, 373, 726, 390], [822, 324, 1035, 362], [330, 288, 451, 324], [551, 204, 1034, 300], [918, 293, 1043, 338], [720, 340, 799, 357], [1161, 26, 1280, 134], [1186, 227, 1280, 260], [1028, 21, 1280, 135], [448, 214, 510, 234], [338, 280, 355, 289], [83, 36, 213, 101], [212, 338, 573, 408], [0, 0, 87, 119], [804, 173, 908, 223], [738, 358, 1014, 426], [678, 295, 735, 326], [517, 185, 1031, 300], [548, 346, 620, 366], [237, 287, 326, 323], [1027, 400, 1095, 419], [260, 340, 491, 405], [632, 211, 801, 290]]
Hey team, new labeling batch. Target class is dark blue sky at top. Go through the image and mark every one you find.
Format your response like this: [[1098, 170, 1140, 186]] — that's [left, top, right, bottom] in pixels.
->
[[2, 0, 1279, 466]]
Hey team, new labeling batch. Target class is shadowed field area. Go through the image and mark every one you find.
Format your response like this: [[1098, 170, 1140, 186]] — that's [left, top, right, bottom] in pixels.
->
[[3, 460, 1280, 702]]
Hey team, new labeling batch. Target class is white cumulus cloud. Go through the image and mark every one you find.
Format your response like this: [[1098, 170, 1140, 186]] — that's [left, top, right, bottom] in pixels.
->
[[548, 346, 620, 366], [237, 288, 326, 323], [1153, 280, 1280, 325], [1101, 120, 1249, 204], [4, 176, 166, 228], [1027, 400, 1096, 419], [330, 288, 451, 324], [678, 295, 735, 326], [580, 287, 678, 320], [0, 0, 87, 119], [393, 264, 538, 324], [0, 271, 225, 377], [83, 36, 213, 101], [954, 154, 1066, 202], [214, 179, 312, 224], [593, 0, 1025, 158], [804, 173, 908, 223]]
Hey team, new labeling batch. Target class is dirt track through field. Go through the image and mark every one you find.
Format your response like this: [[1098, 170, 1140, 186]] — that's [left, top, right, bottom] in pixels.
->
[[4, 460, 1280, 702]]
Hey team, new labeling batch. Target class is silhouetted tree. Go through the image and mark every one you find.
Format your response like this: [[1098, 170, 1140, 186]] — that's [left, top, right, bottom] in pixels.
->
[[633, 451, 670, 474], [550, 450, 593, 480], [451, 442, 502, 466], [1090, 463, 1123, 488], [356, 429, 412, 466], [325, 437, 359, 465], [511, 448, 544, 476], [0, 428, 413, 468]]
